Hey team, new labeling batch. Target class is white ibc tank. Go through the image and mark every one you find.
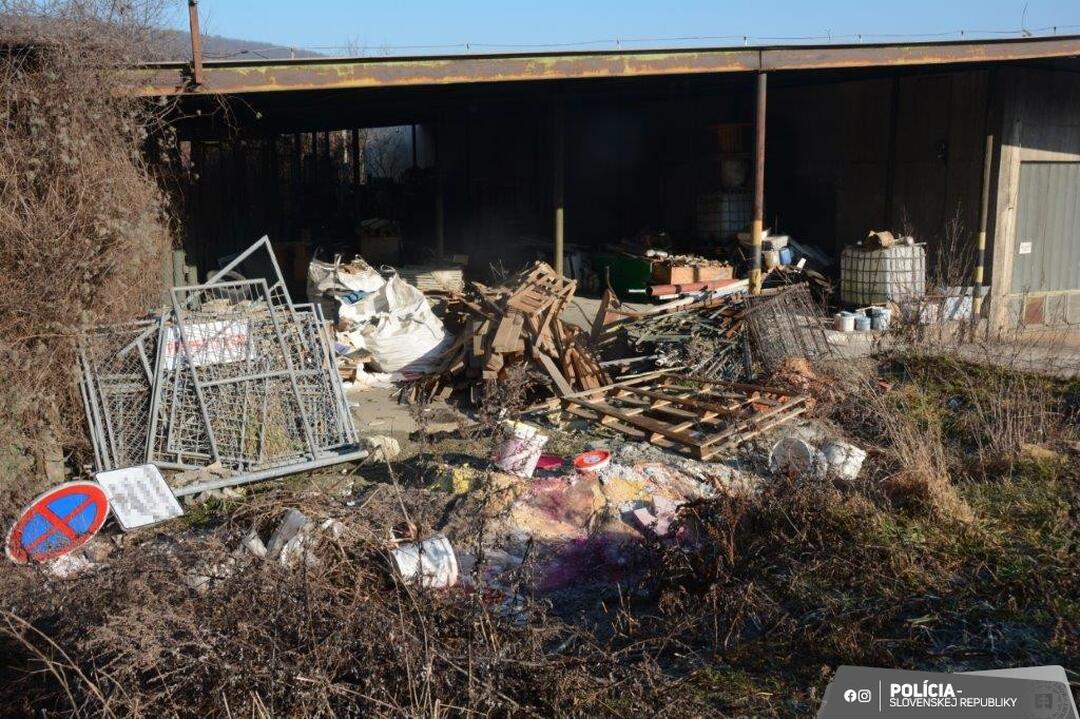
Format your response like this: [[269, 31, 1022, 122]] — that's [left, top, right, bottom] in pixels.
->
[[840, 245, 926, 306]]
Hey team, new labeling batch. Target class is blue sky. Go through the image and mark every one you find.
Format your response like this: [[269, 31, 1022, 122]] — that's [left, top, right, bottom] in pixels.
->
[[167, 0, 1080, 55]]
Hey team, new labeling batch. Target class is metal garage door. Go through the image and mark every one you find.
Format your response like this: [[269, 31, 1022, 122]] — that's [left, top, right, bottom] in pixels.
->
[[1012, 161, 1080, 293]]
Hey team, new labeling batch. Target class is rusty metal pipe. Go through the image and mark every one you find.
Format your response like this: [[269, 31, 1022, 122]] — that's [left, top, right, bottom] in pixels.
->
[[647, 278, 741, 297], [553, 107, 565, 277], [973, 132, 994, 316], [749, 71, 767, 295], [187, 0, 203, 87]]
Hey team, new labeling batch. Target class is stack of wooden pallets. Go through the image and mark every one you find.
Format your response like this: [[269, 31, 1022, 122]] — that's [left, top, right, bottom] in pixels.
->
[[415, 262, 609, 402]]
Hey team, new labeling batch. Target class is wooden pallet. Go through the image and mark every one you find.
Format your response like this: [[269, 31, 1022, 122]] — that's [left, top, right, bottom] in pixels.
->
[[558, 370, 807, 460]]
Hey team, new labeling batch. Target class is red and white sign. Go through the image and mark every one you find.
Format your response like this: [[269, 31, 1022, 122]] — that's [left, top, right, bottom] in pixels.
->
[[163, 320, 252, 370], [5, 481, 110, 564]]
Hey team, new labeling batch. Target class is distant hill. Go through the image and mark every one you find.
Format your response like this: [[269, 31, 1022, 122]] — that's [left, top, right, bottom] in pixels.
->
[[151, 29, 323, 61]]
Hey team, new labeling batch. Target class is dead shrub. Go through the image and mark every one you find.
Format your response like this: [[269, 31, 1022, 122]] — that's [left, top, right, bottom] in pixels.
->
[[0, 1, 173, 502]]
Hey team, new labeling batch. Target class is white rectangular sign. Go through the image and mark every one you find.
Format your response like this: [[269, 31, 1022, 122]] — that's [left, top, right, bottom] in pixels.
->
[[163, 320, 252, 371], [96, 464, 184, 531]]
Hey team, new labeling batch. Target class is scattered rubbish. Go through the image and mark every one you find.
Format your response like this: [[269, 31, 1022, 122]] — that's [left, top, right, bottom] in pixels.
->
[[821, 440, 867, 481], [5, 481, 110, 564], [266, 509, 311, 560], [361, 435, 402, 463], [593, 288, 749, 380], [241, 529, 267, 559], [744, 283, 835, 373], [493, 421, 549, 477], [535, 454, 565, 471], [414, 261, 608, 402], [94, 464, 184, 531], [769, 437, 828, 479], [573, 449, 612, 474], [46, 552, 97, 579], [390, 535, 460, 588], [338, 274, 454, 374], [307, 253, 386, 320]]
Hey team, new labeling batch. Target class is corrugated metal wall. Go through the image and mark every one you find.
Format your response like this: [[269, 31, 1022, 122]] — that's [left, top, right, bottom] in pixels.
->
[[1011, 161, 1080, 293]]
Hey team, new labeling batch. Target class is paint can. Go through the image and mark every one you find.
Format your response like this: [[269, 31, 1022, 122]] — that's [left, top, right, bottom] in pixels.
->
[[869, 306, 892, 331], [822, 441, 867, 481], [492, 421, 549, 477], [573, 449, 612, 474], [834, 312, 855, 332], [764, 249, 781, 269], [768, 437, 827, 479], [390, 535, 459, 588]]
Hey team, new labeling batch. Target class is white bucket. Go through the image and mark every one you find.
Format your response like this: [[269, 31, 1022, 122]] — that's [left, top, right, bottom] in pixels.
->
[[390, 535, 459, 588], [822, 441, 867, 481], [834, 313, 855, 332], [768, 437, 828, 479], [492, 421, 549, 477]]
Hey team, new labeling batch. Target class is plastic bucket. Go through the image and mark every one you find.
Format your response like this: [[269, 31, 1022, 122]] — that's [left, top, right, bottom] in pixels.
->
[[854, 315, 872, 332], [822, 441, 867, 481], [869, 306, 892, 331], [493, 421, 549, 477], [834, 313, 855, 332], [390, 536, 459, 588], [769, 437, 827, 479]]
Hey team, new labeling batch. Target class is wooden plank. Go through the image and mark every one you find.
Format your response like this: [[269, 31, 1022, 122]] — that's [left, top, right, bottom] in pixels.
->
[[535, 351, 574, 396], [566, 397, 704, 448], [490, 312, 525, 353]]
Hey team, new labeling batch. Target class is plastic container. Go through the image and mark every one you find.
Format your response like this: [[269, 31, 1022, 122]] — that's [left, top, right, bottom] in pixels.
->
[[778, 247, 795, 266], [493, 421, 549, 477], [822, 441, 867, 481], [869, 306, 892, 331], [573, 449, 612, 473], [840, 245, 926, 306], [854, 315, 872, 332], [768, 437, 828, 479], [834, 312, 855, 332], [390, 536, 459, 588]]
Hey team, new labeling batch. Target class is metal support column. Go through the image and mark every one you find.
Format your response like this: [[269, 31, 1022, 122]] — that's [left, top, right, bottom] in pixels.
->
[[435, 122, 445, 259], [973, 132, 994, 317], [187, 1, 203, 86], [749, 72, 767, 295], [350, 128, 360, 189], [553, 107, 566, 277]]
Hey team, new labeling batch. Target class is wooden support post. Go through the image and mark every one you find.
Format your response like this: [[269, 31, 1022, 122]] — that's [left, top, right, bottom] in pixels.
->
[[750, 71, 767, 295], [553, 106, 566, 277], [974, 132, 994, 317]]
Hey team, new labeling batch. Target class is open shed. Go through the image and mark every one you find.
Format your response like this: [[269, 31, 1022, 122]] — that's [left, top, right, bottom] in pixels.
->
[[134, 33, 1080, 329]]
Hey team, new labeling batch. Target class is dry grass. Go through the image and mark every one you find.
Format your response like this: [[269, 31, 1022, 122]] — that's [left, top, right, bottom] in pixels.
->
[[0, 1, 174, 506]]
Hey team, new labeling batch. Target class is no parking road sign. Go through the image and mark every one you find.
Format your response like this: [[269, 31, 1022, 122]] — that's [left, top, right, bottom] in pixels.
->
[[5, 481, 110, 564]]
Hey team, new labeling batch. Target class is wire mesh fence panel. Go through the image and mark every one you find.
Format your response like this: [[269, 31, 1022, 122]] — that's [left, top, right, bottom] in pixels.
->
[[745, 283, 834, 374], [167, 279, 316, 471], [79, 320, 160, 470], [80, 236, 363, 481]]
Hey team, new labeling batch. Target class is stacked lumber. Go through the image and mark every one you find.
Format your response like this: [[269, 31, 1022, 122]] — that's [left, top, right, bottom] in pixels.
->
[[415, 262, 610, 402]]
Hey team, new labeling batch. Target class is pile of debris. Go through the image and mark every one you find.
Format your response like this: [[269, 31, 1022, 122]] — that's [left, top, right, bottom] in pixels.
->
[[414, 262, 609, 402], [78, 237, 365, 497]]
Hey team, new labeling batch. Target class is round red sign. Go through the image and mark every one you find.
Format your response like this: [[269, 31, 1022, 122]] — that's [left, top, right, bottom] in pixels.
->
[[5, 481, 110, 564]]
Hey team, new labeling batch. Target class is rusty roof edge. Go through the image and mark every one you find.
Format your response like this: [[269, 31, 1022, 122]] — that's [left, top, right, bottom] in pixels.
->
[[129, 34, 1080, 97], [135, 33, 1080, 70]]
